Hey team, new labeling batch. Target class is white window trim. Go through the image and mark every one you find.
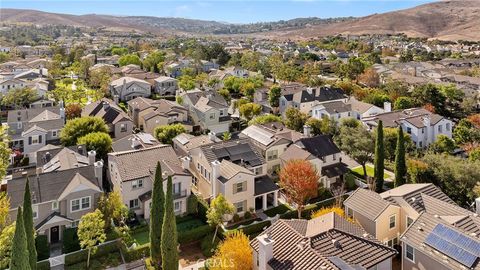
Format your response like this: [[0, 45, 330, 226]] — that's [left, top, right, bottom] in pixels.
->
[[406, 215, 414, 228], [405, 244, 415, 263], [70, 196, 91, 213], [389, 214, 396, 230], [32, 205, 38, 220]]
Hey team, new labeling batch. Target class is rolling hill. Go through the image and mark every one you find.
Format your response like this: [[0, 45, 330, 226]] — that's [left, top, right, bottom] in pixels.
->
[[1, 1, 480, 40]]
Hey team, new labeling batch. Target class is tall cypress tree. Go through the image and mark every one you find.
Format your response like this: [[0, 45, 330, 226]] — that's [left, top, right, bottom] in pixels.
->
[[395, 126, 407, 187], [161, 176, 178, 270], [23, 179, 37, 270], [374, 120, 385, 192], [150, 162, 165, 268], [10, 207, 31, 270]]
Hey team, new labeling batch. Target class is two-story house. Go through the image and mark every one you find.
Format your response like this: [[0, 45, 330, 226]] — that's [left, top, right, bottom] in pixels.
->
[[82, 98, 134, 139], [109, 76, 152, 102], [362, 108, 453, 148], [240, 122, 304, 175], [279, 86, 347, 116], [179, 89, 231, 134], [108, 145, 191, 218], [251, 212, 397, 270], [111, 132, 160, 152], [280, 133, 348, 189], [181, 138, 279, 214], [127, 97, 190, 134], [172, 132, 220, 157], [344, 183, 457, 249], [6, 104, 65, 162], [7, 147, 103, 244], [153, 76, 178, 96]]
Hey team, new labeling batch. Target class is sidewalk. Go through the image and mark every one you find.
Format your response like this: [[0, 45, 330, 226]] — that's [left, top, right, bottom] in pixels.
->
[[182, 260, 206, 270]]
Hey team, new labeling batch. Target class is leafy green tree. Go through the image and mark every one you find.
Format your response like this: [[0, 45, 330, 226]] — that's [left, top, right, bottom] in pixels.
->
[[218, 88, 231, 103], [393, 96, 415, 110], [154, 123, 186, 144], [60, 116, 109, 146], [0, 52, 10, 64], [223, 76, 244, 94], [207, 194, 234, 244], [77, 209, 106, 268], [411, 84, 447, 116], [0, 192, 9, 231], [150, 163, 165, 268], [111, 47, 128, 56], [335, 57, 368, 80], [453, 119, 480, 145], [143, 51, 165, 73], [178, 75, 196, 91], [394, 127, 407, 187], [222, 131, 231, 141], [374, 121, 385, 192], [161, 176, 179, 270], [306, 117, 338, 136], [0, 126, 11, 181], [118, 54, 142, 67], [469, 148, 480, 162], [77, 132, 112, 160], [285, 108, 309, 132], [97, 190, 127, 232], [248, 114, 282, 126], [240, 81, 256, 100], [268, 85, 282, 108], [22, 180, 36, 270], [336, 122, 374, 181], [1, 88, 38, 109], [239, 103, 261, 121], [10, 207, 30, 270], [0, 223, 15, 269], [430, 135, 456, 154]]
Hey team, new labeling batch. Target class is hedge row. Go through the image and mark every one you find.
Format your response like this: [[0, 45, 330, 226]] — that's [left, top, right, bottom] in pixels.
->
[[37, 260, 50, 270], [122, 243, 150, 262], [279, 195, 348, 220], [235, 220, 272, 237], [35, 235, 50, 261], [64, 240, 120, 266], [178, 224, 214, 244]]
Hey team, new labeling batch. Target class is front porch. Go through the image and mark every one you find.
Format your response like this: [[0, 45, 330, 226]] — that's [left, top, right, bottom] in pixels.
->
[[253, 175, 279, 211], [35, 212, 73, 245]]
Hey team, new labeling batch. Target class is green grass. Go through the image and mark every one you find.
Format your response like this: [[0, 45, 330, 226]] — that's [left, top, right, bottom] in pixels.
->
[[132, 217, 206, 245], [351, 165, 389, 179]]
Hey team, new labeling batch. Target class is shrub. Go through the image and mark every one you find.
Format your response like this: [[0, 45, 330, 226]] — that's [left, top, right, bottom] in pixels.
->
[[64, 240, 119, 266], [197, 197, 209, 223], [35, 235, 50, 261], [63, 228, 80, 253], [177, 224, 213, 244], [123, 243, 150, 262], [187, 194, 198, 215], [37, 260, 50, 270], [232, 213, 240, 223], [244, 211, 252, 220], [344, 173, 357, 191], [176, 214, 195, 224], [200, 233, 221, 257], [263, 204, 291, 217], [237, 220, 271, 237]]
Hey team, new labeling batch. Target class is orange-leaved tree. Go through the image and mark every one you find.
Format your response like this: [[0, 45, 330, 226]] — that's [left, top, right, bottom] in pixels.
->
[[279, 159, 319, 218], [209, 231, 252, 270]]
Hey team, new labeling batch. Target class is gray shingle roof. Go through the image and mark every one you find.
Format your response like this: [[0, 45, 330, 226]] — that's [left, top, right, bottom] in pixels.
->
[[200, 139, 265, 169], [343, 188, 392, 221]]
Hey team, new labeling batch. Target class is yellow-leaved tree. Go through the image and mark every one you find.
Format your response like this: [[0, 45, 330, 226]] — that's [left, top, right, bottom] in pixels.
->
[[311, 206, 355, 224], [209, 231, 252, 270]]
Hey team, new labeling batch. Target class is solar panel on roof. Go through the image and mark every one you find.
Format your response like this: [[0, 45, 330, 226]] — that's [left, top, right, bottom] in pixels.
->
[[226, 143, 250, 156], [137, 133, 155, 144], [424, 224, 480, 268], [175, 134, 189, 145]]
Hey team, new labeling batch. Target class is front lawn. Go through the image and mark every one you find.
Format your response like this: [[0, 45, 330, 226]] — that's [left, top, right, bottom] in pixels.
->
[[351, 165, 389, 179], [263, 204, 292, 217]]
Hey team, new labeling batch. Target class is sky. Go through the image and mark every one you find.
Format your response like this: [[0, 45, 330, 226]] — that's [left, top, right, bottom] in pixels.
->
[[1, 0, 438, 24]]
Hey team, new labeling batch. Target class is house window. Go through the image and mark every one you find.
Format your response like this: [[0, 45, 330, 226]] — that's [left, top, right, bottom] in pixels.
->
[[71, 196, 91, 212], [234, 201, 246, 213], [129, 199, 139, 209], [405, 244, 415, 262], [71, 220, 80, 228], [438, 125, 443, 132], [389, 215, 396, 229], [386, 237, 398, 248], [210, 113, 215, 120], [132, 179, 143, 189], [332, 153, 337, 161], [347, 208, 353, 218], [17, 122, 22, 129], [419, 141, 423, 148], [267, 150, 278, 161], [406, 127, 412, 134], [30, 135, 42, 145], [407, 216, 414, 227], [421, 128, 424, 134], [52, 130, 57, 137], [173, 183, 181, 195], [174, 201, 182, 212], [120, 124, 127, 132], [52, 201, 59, 210], [32, 205, 38, 219], [255, 166, 263, 175], [446, 123, 451, 131], [234, 181, 246, 194]]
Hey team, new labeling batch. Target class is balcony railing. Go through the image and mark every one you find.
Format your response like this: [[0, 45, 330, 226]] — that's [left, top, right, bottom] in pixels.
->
[[173, 189, 188, 199]]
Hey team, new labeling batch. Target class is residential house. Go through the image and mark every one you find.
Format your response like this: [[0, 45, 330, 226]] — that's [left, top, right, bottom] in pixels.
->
[[111, 132, 160, 152], [0, 78, 27, 94], [181, 138, 279, 214], [240, 122, 303, 175], [362, 108, 453, 148], [82, 98, 134, 139], [6, 104, 65, 162], [251, 212, 397, 270], [108, 145, 191, 218], [279, 86, 347, 116], [127, 97, 190, 134], [109, 76, 151, 101], [346, 97, 386, 119], [172, 132, 219, 157], [344, 184, 457, 249], [153, 76, 178, 96], [280, 133, 347, 189], [7, 148, 103, 244], [179, 89, 231, 134]]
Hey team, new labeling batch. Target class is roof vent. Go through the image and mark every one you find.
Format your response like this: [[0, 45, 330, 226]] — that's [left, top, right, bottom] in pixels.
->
[[411, 197, 416, 203], [332, 239, 341, 249], [434, 214, 440, 218], [417, 226, 423, 232], [362, 233, 369, 238], [470, 232, 477, 237]]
